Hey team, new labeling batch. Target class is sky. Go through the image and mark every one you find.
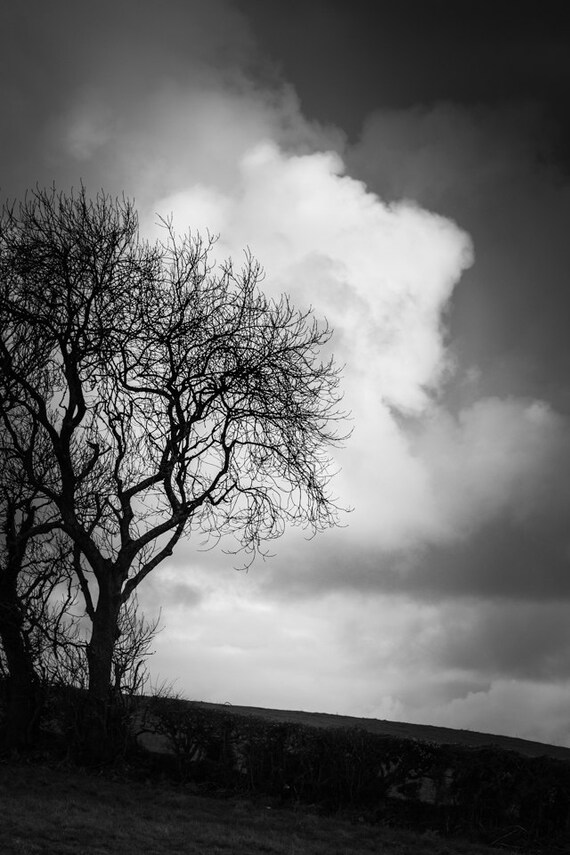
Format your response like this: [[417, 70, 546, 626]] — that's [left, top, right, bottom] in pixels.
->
[[2, 0, 570, 746]]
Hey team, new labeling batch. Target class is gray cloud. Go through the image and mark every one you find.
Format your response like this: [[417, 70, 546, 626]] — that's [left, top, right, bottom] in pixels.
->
[[254, 394, 570, 605], [160, 582, 205, 610], [256, 516, 570, 604], [0, 0, 256, 198], [433, 601, 570, 682]]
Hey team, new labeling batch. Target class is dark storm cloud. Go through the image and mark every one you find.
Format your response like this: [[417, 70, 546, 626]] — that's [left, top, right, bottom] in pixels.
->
[[238, 0, 570, 144]]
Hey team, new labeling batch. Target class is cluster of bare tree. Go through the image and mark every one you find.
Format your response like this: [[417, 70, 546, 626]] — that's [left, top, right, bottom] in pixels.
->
[[0, 187, 345, 762]]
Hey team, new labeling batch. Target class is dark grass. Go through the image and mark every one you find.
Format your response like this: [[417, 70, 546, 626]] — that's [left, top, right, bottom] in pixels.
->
[[0, 758, 507, 855]]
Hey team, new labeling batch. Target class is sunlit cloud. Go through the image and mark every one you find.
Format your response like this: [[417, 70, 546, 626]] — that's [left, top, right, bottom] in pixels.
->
[[132, 80, 570, 745], [150, 141, 472, 413]]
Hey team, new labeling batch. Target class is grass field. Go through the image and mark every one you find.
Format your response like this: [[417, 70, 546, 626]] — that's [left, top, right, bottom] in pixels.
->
[[0, 758, 507, 855]]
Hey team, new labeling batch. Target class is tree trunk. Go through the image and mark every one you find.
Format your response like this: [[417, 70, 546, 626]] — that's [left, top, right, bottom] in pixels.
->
[[81, 581, 122, 765], [0, 583, 41, 752]]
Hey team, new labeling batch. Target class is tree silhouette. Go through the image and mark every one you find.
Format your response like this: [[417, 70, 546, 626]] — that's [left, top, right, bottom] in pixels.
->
[[0, 414, 73, 749], [0, 187, 346, 760]]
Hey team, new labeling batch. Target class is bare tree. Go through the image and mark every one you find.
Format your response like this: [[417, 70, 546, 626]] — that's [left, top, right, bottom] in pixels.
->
[[0, 187, 346, 761], [36, 593, 161, 758]]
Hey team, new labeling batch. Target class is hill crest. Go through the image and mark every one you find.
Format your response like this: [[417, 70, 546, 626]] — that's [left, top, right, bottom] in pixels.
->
[[187, 699, 570, 762]]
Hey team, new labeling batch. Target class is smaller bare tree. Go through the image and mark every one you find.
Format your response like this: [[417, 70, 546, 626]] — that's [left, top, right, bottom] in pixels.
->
[[40, 593, 161, 757], [0, 472, 160, 751]]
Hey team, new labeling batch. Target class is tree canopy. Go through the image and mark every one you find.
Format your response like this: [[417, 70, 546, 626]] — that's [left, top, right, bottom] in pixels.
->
[[0, 187, 347, 758]]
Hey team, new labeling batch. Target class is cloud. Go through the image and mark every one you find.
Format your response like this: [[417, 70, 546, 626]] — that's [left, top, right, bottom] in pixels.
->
[[146, 582, 470, 718], [2, 0, 340, 201], [149, 580, 372, 712], [415, 397, 570, 536], [60, 92, 115, 162], [143, 141, 481, 562], [139, 118, 570, 612], [146, 574, 570, 747], [151, 141, 472, 417], [115, 27, 570, 749], [251, 393, 570, 603], [348, 102, 550, 210], [348, 101, 570, 411], [137, 92, 570, 738], [434, 601, 570, 682]]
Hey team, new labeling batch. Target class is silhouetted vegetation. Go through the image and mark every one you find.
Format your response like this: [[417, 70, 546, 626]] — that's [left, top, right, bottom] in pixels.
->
[[134, 698, 570, 849], [1, 756, 513, 855], [1, 692, 569, 852], [0, 185, 345, 761]]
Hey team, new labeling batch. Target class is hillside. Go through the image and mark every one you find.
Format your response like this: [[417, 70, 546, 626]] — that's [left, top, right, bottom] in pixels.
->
[[135, 695, 570, 846], [186, 700, 570, 763]]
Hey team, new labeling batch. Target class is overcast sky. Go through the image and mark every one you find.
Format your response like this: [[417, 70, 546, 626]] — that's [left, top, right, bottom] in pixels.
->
[[3, 0, 570, 746]]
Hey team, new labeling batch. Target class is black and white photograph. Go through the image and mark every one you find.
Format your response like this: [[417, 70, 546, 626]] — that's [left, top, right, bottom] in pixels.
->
[[2, 1, 570, 851]]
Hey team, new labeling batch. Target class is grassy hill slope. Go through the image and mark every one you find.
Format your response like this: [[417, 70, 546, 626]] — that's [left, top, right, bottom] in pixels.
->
[[185, 700, 570, 763]]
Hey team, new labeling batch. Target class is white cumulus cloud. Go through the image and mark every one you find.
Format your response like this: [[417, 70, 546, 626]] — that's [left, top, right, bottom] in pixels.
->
[[150, 140, 473, 416]]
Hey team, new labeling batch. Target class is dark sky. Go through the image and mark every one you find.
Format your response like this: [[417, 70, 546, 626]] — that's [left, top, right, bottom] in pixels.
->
[[3, 0, 570, 745], [239, 1, 570, 138]]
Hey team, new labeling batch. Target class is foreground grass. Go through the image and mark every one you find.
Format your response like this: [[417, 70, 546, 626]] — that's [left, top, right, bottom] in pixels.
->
[[0, 759, 509, 855]]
